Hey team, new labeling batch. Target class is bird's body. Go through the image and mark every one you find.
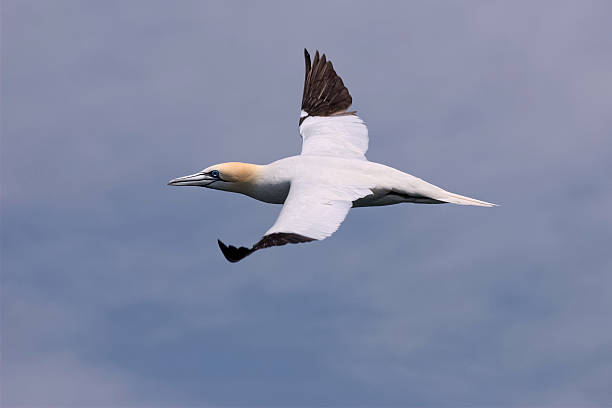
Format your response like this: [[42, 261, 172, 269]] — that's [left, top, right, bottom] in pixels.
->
[[216, 155, 491, 207], [169, 49, 495, 262]]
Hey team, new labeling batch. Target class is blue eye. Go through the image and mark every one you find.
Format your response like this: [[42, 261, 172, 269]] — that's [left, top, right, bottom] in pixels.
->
[[210, 170, 220, 178]]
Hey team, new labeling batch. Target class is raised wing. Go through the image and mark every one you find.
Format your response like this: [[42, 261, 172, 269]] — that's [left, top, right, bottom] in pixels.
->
[[217, 180, 372, 262], [299, 49, 369, 160]]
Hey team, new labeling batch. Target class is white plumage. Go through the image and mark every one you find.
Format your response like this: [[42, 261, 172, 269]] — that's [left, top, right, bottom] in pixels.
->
[[300, 114, 369, 160], [266, 180, 374, 240], [169, 49, 496, 262]]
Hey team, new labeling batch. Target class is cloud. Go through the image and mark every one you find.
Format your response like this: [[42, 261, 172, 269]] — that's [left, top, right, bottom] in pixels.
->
[[2, 0, 612, 406], [4, 353, 135, 407]]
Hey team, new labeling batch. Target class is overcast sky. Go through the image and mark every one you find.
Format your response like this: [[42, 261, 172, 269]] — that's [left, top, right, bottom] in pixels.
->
[[2, 1, 612, 406]]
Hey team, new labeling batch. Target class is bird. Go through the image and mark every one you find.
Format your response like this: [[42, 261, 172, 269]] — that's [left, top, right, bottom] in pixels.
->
[[169, 49, 496, 262]]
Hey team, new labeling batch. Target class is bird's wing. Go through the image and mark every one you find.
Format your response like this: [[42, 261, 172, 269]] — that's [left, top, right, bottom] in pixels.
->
[[217, 179, 372, 262], [299, 49, 369, 160], [265, 180, 372, 239]]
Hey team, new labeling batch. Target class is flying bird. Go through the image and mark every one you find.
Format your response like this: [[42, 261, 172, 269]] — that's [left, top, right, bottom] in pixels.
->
[[169, 49, 496, 262]]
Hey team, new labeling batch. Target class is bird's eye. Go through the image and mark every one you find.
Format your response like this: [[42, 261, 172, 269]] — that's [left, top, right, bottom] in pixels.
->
[[210, 170, 220, 178]]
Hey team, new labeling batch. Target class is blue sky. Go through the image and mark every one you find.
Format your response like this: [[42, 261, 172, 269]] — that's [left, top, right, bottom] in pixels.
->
[[2, 1, 612, 406]]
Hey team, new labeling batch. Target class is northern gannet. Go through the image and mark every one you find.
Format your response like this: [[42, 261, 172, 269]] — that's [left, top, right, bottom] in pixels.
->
[[169, 50, 496, 262]]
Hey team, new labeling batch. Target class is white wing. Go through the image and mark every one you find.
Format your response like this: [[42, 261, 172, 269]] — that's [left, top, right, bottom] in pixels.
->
[[298, 49, 369, 160], [299, 114, 369, 160], [266, 179, 372, 240], [217, 179, 373, 262]]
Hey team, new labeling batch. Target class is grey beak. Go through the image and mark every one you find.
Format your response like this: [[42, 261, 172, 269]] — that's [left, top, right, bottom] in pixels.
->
[[168, 172, 215, 187]]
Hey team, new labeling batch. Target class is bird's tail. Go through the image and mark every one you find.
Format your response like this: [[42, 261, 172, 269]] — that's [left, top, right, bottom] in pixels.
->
[[399, 173, 497, 207], [435, 191, 497, 207]]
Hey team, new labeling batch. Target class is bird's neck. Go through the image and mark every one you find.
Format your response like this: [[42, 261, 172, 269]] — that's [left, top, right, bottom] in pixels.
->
[[225, 162, 290, 204]]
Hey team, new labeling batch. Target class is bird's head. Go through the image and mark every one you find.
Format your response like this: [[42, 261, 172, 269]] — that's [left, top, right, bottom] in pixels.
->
[[168, 162, 260, 191]]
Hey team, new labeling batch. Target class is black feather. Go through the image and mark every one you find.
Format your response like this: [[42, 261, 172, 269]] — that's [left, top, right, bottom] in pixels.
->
[[217, 233, 315, 263], [300, 49, 353, 125]]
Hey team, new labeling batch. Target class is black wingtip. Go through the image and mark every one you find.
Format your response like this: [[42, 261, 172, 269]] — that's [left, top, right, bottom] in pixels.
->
[[300, 48, 352, 118], [217, 239, 252, 263], [304, 49, 311, 73]]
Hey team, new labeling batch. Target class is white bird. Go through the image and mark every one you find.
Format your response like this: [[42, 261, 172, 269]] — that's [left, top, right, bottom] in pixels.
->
[[169, 49, 496, 262]]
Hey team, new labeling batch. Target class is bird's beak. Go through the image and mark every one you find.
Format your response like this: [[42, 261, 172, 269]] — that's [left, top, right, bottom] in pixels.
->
[[168, 172, 216, 187]]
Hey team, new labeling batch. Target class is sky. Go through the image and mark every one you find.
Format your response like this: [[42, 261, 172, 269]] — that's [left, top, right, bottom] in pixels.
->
[[2, 1, 612, 406]]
